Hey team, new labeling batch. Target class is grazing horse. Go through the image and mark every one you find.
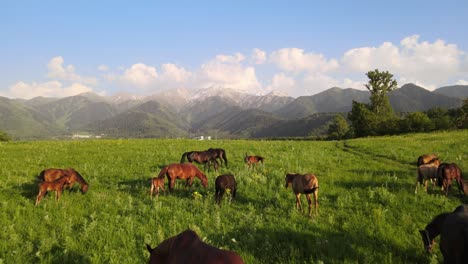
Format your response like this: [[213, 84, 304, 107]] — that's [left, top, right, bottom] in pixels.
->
[[415, 164, 440, 193], [180, 151, 219, 171], [215, 174, 237, 205], [244, 153, 264, 170], [417, 154, 439, 166], [285, 173, 319, 217], [150, 177, 166, 199], [146, 229, 244, 264], [157, 163, 208, 192], [420, 212, 451, 252], [208, 148, 228, 167], [38, 168, 89, 194], [439, 205, 468, 264], [438, 163, 467, 196], [35, 175, 72, 205]]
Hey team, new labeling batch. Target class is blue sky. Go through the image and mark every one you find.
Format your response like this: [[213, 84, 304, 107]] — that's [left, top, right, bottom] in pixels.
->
[[1, 0, 468, 98]]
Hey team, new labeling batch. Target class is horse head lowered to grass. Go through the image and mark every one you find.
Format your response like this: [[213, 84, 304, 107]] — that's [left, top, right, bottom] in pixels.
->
[[146, 229, 244, 264], [38, 168, 89, 194], [157, 163, 208, 192], [285, 173, 319, 217], [420, 205, 468, 263]]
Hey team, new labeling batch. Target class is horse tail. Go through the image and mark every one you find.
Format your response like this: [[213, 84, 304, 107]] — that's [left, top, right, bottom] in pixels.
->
[[158, 166, 169, 179], [37, 170, 46, 181], [180, 152, 188, 163], [222, 151, 228, 167]]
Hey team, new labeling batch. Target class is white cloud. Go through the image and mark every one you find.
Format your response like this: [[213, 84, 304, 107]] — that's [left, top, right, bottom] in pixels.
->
[[456, 79, 468, 85], [120, 63, 158, 87], [270, 48, 339, 74], [47, 56, 97, 85], [199, 53, 261, 92], [252, 48, 266, 64], [215, 53, 245, 63], [160, 64, 192, 83], [98, 64, 109, 71], [265, 73, 295, 94], [3, 81, 93, 99], [341, 35, 467, 89]]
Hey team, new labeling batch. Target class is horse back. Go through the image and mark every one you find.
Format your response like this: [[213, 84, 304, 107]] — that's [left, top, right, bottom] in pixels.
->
[[39, 168, 66, 182]]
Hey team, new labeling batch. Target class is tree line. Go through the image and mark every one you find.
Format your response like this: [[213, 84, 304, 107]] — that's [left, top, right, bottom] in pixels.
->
[[328, 69, 468, 140]]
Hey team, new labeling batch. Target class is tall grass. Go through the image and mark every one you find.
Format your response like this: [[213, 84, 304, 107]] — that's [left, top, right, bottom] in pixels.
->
[[0, 130, 466, 263]]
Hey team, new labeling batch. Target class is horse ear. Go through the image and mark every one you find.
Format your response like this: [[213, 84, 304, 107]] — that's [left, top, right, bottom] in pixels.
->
[[146, 244, 153, 253]]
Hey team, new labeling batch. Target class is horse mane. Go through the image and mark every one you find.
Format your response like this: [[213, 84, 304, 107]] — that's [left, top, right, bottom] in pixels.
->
[[69, 168, 88, 185], [425, 212, 451, 236]]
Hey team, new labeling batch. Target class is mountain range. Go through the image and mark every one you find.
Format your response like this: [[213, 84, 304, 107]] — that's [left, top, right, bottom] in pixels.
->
[[0, 83, 465, 140]]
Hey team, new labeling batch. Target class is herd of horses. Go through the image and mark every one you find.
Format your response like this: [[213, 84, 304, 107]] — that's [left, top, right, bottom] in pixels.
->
[[33, 150, 467, 263], [415, 154, 467, 196]]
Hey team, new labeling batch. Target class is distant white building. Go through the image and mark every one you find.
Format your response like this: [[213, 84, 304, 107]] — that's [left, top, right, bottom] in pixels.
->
[[193, 135, 211, 140], [72, 134, 91, 139]]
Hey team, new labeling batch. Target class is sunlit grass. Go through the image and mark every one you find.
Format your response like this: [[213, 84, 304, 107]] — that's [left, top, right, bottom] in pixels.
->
[[0, 130, 466, 263]]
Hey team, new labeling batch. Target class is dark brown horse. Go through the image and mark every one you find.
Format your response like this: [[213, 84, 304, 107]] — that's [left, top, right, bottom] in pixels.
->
[[35, 174, 72, 205], [421, 205, 468, 263], [208, 148, 228, 167], [415, 164, 440, 193], [438, 163, 466, 196], [180, 151, 219, 171], [146, 229, 244, 264], [215, 174, 237, 205], [285, 173, 319, 217], [420, 212, 451, 252], [157, 163, 208, 192], [150, 177, 166, 199], [38, 168, 89, 194], [244, 153, 264, 170], [417, 154, 439, 166], [439, 205, 468, 264]]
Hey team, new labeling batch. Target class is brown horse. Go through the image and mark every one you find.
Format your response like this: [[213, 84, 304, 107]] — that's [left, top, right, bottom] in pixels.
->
[[150, 177, 166, 199], [157, 163, 208, 192], [439, 205, 468, 263], [146, 229, 244, 264], [438, 163, 466, 196], [417, 154, 439, 166], [180, 151, 219, 171], [421, 205, 468, 263], [420, 212, 451, 252], [38, 168, 89, 194], [285, 173, 319, 217], [215, 174, 237, 205], [244, 153, 264, 170], [35, 175, 72, 205], [208, 148, 228, 167], [415, 164, 440, 193]]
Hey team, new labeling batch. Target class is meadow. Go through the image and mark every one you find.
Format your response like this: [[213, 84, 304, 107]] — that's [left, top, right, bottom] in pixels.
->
[[0, 130, 467, 263]]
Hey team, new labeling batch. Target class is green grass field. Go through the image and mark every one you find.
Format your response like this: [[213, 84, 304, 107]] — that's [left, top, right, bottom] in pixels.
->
[[0, 130, 467, 263]]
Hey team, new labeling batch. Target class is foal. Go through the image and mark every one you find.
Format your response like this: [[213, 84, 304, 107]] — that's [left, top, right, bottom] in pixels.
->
[[35, 175, 72, 206], [285, 173, 319, 217], [150, 177, 166, 199], [244, 153, 264, 170]]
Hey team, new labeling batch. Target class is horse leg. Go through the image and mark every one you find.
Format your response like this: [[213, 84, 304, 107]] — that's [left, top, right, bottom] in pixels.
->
[[306, 193, 312, 217], [35, 190, 45, 206], [150, 182, 155, 199], [314, 189, 319, 216], [445, 179, 452, 196], [56, 189, 62, 201], [295, 193, 302, 212], [169, 179, 175, 192]]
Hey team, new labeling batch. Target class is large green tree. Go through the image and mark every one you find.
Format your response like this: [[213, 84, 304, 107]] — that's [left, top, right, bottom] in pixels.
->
[[327, 114, 350, 140], [0, 130, 11, 142], [365, 69, 398, 116]]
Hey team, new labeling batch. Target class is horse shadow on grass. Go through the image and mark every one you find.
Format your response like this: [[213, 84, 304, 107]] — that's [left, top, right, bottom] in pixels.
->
[[17, 180, 39, 200], [210, 227, 424, 263], [42, 245, 91, 264]]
